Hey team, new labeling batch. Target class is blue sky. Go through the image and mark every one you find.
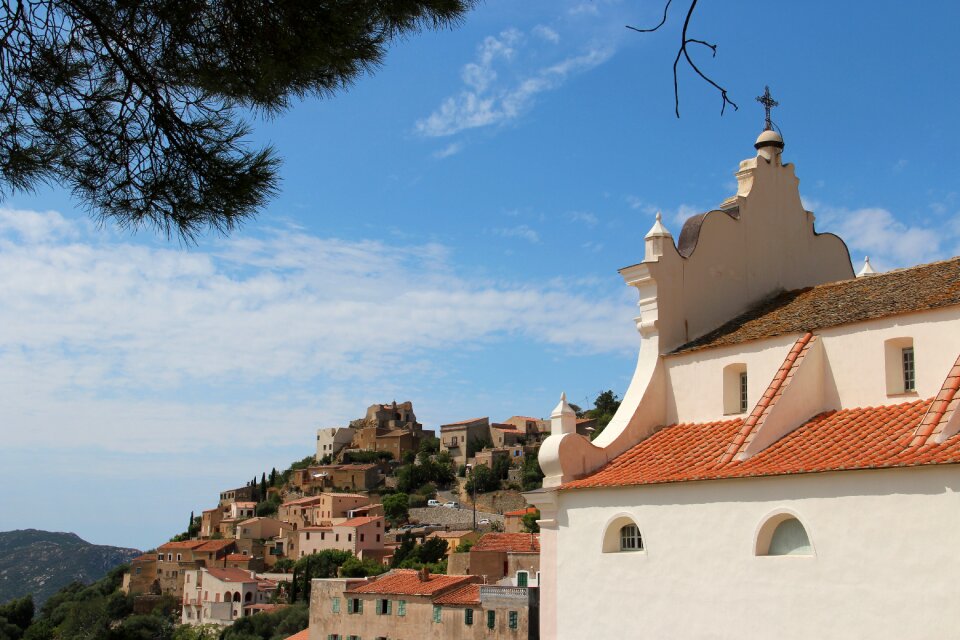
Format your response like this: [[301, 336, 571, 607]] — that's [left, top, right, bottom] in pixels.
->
[[2, 0, 959, 550]]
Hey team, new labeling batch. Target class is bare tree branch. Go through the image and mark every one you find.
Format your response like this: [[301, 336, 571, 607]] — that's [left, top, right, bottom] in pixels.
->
[[627, 0, 737, 118]]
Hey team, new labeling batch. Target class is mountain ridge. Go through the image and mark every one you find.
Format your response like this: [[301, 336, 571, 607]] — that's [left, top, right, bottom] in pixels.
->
[[0, 529, 141, 605]]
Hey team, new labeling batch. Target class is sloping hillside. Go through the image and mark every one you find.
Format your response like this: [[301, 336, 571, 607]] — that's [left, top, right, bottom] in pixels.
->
[[0, 529, 140, 605]]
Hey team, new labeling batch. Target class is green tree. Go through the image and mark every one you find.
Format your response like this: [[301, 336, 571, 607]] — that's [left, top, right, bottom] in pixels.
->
[[339, 557, 388, 578], [221, 603, 308, 640], [290, 551, 352, 602], [0, 595, 34, 631], [587, 390, 621, 438], [522, 450, 544, 491], [1, 0, 476, 239], [467, 435, 493, 457], [465, 464, 499, 494], [521, 509, 541, 533], [382, 492, 410, 525]]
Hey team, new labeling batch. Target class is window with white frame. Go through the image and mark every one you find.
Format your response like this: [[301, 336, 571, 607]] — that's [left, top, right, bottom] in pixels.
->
[[620, 524, 643, 551], [902, 346, 916, 392], [722, 363, 748, 414]]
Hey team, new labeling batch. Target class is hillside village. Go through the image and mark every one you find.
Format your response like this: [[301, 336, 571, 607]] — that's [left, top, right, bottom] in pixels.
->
[[116, 400, 603, 638]]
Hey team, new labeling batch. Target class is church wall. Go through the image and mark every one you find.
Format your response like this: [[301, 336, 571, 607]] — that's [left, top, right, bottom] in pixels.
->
[[662, 304, 960, 425], [550, 465, 960, 640]]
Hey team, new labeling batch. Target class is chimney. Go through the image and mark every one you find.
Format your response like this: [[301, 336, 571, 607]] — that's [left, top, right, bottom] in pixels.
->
[[419, 567, 430, 582]]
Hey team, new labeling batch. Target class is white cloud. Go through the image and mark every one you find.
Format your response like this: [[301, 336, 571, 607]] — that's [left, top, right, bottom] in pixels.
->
[[494, 224, 540, 243], [433, 142, 463, 159], [816, 206, 950, 270], [567, 211, 599, 227], [0, 208, 637, 453], [415, 27, 613, 138], [533, 25, 560, 43]]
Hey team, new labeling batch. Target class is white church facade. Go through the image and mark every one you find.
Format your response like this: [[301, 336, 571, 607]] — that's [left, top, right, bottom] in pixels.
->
[[526, 125, 960, 639]]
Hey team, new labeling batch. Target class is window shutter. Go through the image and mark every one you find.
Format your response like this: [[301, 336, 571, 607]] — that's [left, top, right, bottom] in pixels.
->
[[347, 598, 354, 614], [376, 599, 382, 615], [510, 610, 518, 629], [386, 599, 392, 615], [398, 600, 406, 617], [465, 608, 473, 625], [357, 599, 363, 613], [487, 610, 496, 629]]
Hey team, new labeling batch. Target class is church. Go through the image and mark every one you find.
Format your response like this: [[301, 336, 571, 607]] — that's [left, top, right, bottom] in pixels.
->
[[526, 104, 960, 638]]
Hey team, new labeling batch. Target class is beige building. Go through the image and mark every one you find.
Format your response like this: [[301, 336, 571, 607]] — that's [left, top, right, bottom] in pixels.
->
[[490, 424, 524, 448], [121, 553, 160, 595], [307, 493, 370, 523], [528, 125, 960, 639], [427, 530, 480, 557], [440, 417, 490, 465], [316, 426, 357, 461], [219, 485, 256, 506], [503, 507, 537, 534], [181, 567, 277, 626], [297, 516, 386, 559], [236, 516, 283, 541], [308, 570, 538, 639], [447, 533, 540, 587], [200, 508, 223, 539], [278, 495, 326, 530]]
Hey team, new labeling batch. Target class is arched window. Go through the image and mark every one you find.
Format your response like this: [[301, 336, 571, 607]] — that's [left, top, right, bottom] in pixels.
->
[[233, 592, 241, 602], [756, 513, 813, 556], [619, 524, 643, 551], [244, 591, 252, 602], [601, 515, 645, 553]]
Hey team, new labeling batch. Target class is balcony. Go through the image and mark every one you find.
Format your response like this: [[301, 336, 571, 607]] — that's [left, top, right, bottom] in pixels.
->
[[479, 585, 528, 601]]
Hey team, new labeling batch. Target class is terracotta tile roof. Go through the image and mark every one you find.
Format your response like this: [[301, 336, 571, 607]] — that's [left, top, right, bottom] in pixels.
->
[[281, 628, 309, 640], [507, 416, 542, 422], [346, 569, 477, 596], [300, 526, 332, 532], [673, 257, 960, 354], [472, 533, 540, 553], [194, 539, 235, 552], [433, 583, 481, 605], [205, 567, 257, 583], [131, 553, 157, 563], [504, 507, 538, 517], [440, 417, 487, 428], [428, 530, 473, 539], [158, 540, 205, 550], [281, 496, 325, 507], [562, 399, 960, 490], [338, 463, 378, 470], [225, 553, 251, 561], [337, 516, 381, 528], [324, 493, 368, 499]]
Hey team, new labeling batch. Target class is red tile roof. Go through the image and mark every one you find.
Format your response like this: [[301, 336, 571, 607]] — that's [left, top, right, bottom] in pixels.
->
[[472, 533, 540, 553], [337, 516, 382, 528], [130, 553, 157, 563], [504, 507, 538, 517], [205, 567, 257, 583], [346, 569, 477, 596], [441, 417, 487, 428], [281, 496, 325, 507], [433, 583, 481, 605], [673, 257, 960, 354], [563, 399, 960, 490], [194, 539, 235, 552], [225, 553, 251, 561], [281, 629, 309, 640], [158, 540, 205, 550]]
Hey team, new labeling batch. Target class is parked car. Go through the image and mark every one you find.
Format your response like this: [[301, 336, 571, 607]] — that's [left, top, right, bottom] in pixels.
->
[[427, 499, 441, 507], [478, 518, 491, 525], [443, 501, 460, 509]]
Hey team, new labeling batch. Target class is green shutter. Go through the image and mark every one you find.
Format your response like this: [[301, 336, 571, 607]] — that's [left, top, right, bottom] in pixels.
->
[[332, 597, 340, 613], [397, 600, 406, 617], [357, 599, 363, 613], [517, 571, 528, 587], [433, 604, 441, 623], [465, 608, 473, 625], [386, 600, 392, 615], [487, 610, 496, 629], [510, 611, 518, 629], [375, 599, 382, 615], [347, 598, 354, 614]]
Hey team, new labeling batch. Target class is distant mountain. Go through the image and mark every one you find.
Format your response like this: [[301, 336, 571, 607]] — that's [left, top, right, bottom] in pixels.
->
[[0, 529, 140, 605]]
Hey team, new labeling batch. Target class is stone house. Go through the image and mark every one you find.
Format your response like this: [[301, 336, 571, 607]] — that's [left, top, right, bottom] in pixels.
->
[[200, 508, 223, 539], [426, 530, 480, 557], [330, 463, 379, 491], [447, 533, 540, 588], [316, 426, 357, 461], [181, 567, 277, 626], [308, 570, 539, 640], [503, 507, 538, 534], [279, 495, 326, 530], [490, 424, 524, 448], [527, 126, 960, 639], [236, 516, 283, 541], [440, 418, 491, 466], [307, 493, 371, 524], [121, 553, 160, 595], [297, 516, 386, 559], [219, 485, 256, 506]]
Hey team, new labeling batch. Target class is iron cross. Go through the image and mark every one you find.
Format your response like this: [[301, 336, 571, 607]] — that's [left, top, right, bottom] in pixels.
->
[[756, 86, 778, 131]]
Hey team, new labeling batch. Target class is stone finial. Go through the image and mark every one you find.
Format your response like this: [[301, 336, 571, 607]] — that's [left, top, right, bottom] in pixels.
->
[[856, 256, 877, 277], [550, 392, 577, 436], [644, 211, 673, 262]]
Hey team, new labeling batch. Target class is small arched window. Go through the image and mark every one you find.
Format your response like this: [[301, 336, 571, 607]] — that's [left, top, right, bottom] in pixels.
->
[[620, 524, 643, 551], [602, 515, 645, 553], [756, 513, 813, 556]]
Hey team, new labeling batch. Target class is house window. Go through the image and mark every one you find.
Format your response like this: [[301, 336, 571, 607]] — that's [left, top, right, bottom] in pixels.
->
[[375, 599, 391, 615], [451, 436, 458, 446], [516, 571, 528, 587], [347, 597, 362, 614], [487, 610, 496, 629], [465, 608, 474, 625], [360, 534, 365, 542], [332, 597, 340, 613], [903, 347, 916, 392], [433, 604, 442, 623], [348, 534, 353, 542], [620, 524, 643, 551], [509, 611, 518, 629], [176, 553, 182, 562], [756, 513, 813, 556], [135, 567, 141, 575], [722, 363, 748, 414], [167, 553, 173, 561]]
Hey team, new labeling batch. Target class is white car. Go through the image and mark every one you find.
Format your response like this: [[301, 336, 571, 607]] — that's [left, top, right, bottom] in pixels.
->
[[443, 501, 460, 509], [427, 499, 441, 507], [478, 518, 491, 526]]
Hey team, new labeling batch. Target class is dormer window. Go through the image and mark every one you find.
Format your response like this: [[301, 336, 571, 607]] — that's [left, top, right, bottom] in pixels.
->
[[885, 338, 916, 395], [902, 347, 916, 392], [723, 363, 748, 414]]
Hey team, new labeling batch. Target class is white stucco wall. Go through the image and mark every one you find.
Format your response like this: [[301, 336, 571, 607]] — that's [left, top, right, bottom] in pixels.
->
[[551, 466, 960, 640]]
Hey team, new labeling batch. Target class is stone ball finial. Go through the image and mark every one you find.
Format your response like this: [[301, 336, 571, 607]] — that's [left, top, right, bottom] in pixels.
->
[[754, 129, 784, 151]]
